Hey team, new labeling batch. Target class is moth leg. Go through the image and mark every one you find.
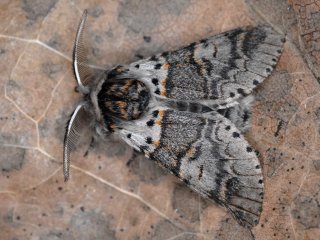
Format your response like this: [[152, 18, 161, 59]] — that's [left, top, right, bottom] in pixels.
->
[[83, 136, 95, 157]]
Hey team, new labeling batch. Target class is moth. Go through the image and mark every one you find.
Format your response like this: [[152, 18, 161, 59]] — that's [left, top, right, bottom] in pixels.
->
[[63, 10, 285, 228]]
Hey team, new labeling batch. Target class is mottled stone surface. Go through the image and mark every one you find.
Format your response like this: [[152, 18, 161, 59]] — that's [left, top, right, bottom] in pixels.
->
[[247, 0, 320, 82], [290, 0, 320, 82], [0, 0, 319, 239]]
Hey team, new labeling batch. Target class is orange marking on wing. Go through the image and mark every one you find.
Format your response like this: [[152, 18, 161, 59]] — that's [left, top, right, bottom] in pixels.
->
[[160, 80, 166, 96], [158, 109, 165, 118], [162, 63, 170, 70], [155, 119, 162, 126], [186, 148, 196, 158], [153, 140, 161, 146], [155, 109, 165, 126]]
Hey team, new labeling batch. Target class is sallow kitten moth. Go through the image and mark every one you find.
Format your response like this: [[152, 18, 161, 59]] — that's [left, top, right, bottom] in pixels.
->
[[63, 10, 285, 228]]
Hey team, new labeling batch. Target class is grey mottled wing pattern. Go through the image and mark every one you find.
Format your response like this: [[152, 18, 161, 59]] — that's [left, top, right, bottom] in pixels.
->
[[110, 25, 285, 107], [100, 25, 286, 228], [66, 13, 286, 229], [117, 107, 263, 228]]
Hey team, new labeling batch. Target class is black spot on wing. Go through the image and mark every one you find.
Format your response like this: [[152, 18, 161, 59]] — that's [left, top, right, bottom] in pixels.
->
[[237, 88, 245, 95], [161, 51, 169, 57], [253, 80, 259, 85], [146, 137, 152, 144], [150, 55, 158, 61], [200, 38, 209, 48], [232, 132, 240, 138], [152, 78, 159, 86], [152, 110, 159, 118], [198, 165, 204, 180], [146, 119, 154, 127], [242, 109, 250, 124], [154, 63, 162, 70]]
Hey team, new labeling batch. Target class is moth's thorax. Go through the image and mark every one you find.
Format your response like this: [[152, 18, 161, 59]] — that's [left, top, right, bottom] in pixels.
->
[[97, 79, 150, 121]]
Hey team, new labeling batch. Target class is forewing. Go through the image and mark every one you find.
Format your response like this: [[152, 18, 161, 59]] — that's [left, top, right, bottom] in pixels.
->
[[117, 107, 263, 228], [110, 25, 285, 107]]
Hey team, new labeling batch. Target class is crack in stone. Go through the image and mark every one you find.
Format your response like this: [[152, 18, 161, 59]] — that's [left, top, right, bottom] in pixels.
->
[[20, 166, 61, 192], [0, 34, 71, 61], [35, 73, 64, 123]]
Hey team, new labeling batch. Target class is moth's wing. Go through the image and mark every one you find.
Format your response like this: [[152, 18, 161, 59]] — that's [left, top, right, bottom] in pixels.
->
[[116, 107, 263, 228], [110, 25, 285, 106]]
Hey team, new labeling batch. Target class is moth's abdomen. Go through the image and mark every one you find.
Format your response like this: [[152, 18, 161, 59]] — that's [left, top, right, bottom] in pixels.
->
[[97, 79, 150, 121]]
